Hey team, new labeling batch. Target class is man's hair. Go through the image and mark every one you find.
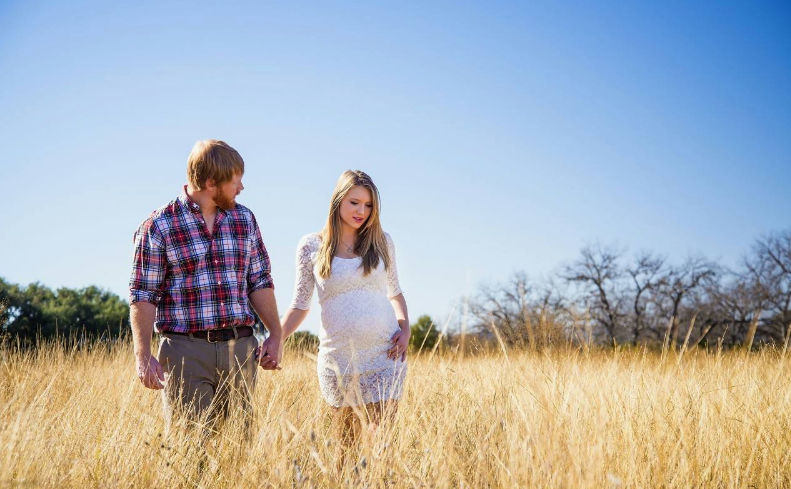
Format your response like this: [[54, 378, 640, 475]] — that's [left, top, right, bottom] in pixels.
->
[[186, 140, 245, 190]]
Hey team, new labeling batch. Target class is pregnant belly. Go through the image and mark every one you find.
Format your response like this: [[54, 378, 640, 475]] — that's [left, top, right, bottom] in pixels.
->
[[319, 292, 399, 350]]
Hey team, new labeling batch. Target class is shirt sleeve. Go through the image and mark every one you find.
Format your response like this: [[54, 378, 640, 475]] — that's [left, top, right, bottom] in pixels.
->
[[247, 213, 275, 293], [290, 234, 316, 310], [385, 232, 403, 298], [129, 217, 167, 305]]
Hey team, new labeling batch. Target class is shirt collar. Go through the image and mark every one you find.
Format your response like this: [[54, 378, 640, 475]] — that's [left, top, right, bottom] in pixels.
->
[[179, 185, 202, 214], [178, 185, 228, 216]]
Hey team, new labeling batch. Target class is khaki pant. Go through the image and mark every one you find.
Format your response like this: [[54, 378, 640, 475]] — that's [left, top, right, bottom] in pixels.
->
[[157, 333, 258, 432]]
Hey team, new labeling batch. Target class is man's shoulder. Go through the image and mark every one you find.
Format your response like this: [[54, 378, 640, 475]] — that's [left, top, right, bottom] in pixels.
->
[[228, 203, 254, 220], [135, 198, 181, 237], [148, 199, 182, 224], [226, 204, 259, 232], [155, 198, 182, 219]]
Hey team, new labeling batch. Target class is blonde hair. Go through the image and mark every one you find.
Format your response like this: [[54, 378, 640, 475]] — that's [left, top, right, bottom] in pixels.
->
[[316, 170, 390, 279], [186, 140, 245, 190]]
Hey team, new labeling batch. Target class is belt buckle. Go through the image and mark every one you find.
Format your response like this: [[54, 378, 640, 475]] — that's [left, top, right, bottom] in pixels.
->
[[207, 330, 220, 343]]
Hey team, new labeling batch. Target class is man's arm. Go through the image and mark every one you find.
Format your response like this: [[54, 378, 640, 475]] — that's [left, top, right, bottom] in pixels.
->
[[130, 302, 165, 389], [129, 217, 167, 389], [249, 287, 283, 370]]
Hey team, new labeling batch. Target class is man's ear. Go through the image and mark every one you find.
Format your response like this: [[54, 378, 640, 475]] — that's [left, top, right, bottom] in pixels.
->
[[204, 178, 217, 191]]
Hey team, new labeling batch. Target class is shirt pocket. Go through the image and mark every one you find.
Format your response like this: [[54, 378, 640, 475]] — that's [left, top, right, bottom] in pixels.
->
[[170, 253, 200, 277], [224, 220, 251, 281]]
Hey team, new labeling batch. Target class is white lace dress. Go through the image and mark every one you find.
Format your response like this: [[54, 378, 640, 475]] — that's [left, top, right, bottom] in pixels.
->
[[290, 232, 407, 407]]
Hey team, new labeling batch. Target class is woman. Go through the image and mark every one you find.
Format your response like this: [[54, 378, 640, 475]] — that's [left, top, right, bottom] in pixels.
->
[[281, 169, 409, 435]]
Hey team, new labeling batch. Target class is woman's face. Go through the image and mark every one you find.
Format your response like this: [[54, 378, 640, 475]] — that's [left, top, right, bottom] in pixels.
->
[[339, 185, 373, 233]]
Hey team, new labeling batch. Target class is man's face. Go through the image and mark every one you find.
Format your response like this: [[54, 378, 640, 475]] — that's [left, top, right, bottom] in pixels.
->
[[214, 173, 244, 210]]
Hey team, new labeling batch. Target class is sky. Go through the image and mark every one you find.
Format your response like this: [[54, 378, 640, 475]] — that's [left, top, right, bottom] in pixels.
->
[[1, 1, 789, 336]]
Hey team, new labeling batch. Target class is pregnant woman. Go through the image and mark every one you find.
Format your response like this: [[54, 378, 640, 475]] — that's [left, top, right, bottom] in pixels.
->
[[281, 169, 409, 442]]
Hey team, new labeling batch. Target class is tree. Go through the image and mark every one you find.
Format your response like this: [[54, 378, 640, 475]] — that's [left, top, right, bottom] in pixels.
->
[[744, 228, 791, 341], [657, 256, 717, 345], [467, 272, 568, 348], [410, 315, 440, 352], [469, 272, 532, 346], [625, 251, 667, 343], [286, 331, 319, 352], [703, 276, 765, 346], [1, 280, 58, 338], [0, 279, 129, 343], [563, 244, 626, 343]]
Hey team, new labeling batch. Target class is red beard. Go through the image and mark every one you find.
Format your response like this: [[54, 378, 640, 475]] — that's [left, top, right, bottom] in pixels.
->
[[215, 188, 237, 211]]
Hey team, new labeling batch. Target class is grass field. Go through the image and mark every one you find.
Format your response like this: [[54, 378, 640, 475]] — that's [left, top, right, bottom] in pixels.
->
[[1, 338, 790, 488]]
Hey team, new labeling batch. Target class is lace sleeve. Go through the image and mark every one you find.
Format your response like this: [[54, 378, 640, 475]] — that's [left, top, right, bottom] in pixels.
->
[[385, 232, 403, 298], [290, 234, 317, 310]]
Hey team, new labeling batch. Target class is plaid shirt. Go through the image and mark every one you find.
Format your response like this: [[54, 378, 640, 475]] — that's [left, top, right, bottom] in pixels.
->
[[129, 186, 274, 333]]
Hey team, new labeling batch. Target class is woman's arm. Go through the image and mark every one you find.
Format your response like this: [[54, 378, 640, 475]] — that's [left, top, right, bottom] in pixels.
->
[[388, 293, 410, 361], [282, 307, 309, 339], [284, 234, 316, 339], [389, 293, 409, 330]]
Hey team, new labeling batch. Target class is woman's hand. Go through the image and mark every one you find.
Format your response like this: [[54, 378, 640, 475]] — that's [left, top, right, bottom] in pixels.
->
[[256, 334, 283, 370], [388, 295, 410, 362], [388, 326, 410, 362]]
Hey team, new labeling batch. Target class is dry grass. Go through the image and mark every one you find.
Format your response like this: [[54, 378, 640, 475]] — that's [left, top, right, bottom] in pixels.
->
[[1, 338, 791, 488]]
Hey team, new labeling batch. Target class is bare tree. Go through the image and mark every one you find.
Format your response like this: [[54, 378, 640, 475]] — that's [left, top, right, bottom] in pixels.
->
[[702, 276, 765, 346], [467, 271, 566, 348], [458, 228, 789, 350], [536, 276, 571, 319], [562, 244, 626, 343], [744, 228, 791, 341], [626, 251, 667, 344], [468, 271, 531, 347], [657, 256, 717, 345]]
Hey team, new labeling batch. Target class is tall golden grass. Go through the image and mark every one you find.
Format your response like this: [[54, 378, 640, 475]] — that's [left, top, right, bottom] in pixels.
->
[[1, 337, 790, 488]]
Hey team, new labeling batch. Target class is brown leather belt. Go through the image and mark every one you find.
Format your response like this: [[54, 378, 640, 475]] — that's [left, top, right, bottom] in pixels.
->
[[163, 325, 254, 343]]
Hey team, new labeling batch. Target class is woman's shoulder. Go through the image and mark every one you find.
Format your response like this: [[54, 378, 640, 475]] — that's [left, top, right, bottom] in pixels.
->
[[298, 232, 322, 250]]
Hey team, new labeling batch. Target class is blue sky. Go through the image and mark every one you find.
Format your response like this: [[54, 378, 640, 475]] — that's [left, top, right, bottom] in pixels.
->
[[1, 1, 789, 335]]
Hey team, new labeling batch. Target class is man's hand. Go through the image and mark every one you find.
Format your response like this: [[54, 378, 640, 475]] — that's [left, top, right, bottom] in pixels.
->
[[136, 353, 165, 389], [256, 335, 283, 370], [248, 288, 284, 371]]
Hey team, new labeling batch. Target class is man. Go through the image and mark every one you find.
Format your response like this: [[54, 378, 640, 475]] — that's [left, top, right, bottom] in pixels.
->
[[129, 139, 282, 429]]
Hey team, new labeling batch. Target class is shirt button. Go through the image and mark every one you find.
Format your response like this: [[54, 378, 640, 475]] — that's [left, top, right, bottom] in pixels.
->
[[215, 260, 219, 264], [218, 280, 222, 285], [220, 302, 224, 306]]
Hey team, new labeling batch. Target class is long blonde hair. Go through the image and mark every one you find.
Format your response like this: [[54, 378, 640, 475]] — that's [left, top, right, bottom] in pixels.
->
[[316, 170, 390, 279]]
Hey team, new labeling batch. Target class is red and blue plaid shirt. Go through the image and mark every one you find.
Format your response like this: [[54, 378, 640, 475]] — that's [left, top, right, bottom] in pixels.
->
[[129, 186, 274, 333]]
